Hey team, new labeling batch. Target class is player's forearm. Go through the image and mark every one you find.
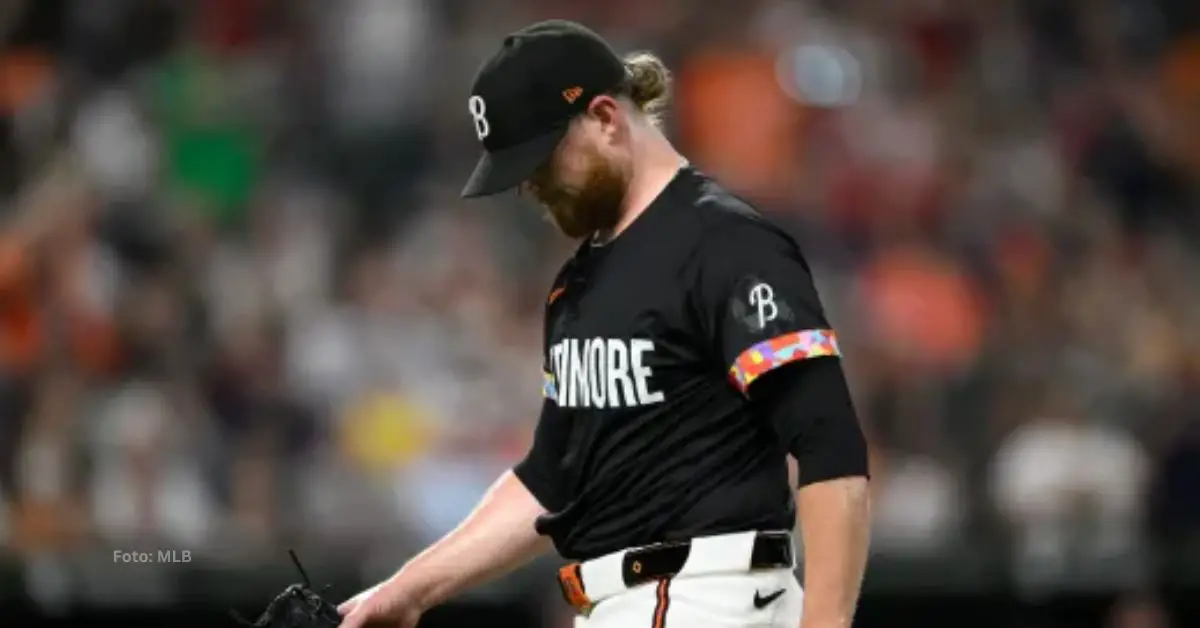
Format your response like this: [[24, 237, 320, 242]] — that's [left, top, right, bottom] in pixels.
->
[[386, 469, 553, 610], [796, 475, 871, 628]]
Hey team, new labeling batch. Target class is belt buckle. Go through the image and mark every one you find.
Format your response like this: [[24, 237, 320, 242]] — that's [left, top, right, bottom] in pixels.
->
[[557, 563, 594, 616]]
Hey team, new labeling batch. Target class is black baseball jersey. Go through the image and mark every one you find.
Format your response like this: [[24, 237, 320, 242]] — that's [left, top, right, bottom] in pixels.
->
[[513, 167, 843, 561]]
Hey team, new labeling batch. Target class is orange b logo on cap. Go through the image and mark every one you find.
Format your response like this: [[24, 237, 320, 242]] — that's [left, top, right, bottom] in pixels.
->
[[562, 86, 583, 104]]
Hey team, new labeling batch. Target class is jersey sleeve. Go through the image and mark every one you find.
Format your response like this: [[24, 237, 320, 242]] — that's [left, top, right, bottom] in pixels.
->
[[512, 281, 571, 512], [512, 397, 568, 512], [691, 221, 841, 396]]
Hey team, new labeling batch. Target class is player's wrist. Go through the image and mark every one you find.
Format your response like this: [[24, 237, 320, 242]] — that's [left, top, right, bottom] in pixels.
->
[[387, 563, 453, 613], [375, 573, 424, 612]]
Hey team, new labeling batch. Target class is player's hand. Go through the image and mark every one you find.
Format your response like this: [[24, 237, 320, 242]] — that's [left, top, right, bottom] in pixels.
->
[[337, 580, 424, 628]]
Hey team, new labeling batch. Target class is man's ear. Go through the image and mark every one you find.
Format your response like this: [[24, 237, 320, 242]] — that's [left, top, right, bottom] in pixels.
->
[[585, 95, 622, 126], [585, 95, 626, 142]]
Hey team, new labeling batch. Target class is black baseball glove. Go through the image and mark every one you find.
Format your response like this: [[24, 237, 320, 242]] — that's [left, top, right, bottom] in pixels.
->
[[232, 551, 342, 628]]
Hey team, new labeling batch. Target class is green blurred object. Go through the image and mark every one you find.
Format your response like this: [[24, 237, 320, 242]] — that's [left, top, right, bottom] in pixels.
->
[[154, 48, 261, 228]]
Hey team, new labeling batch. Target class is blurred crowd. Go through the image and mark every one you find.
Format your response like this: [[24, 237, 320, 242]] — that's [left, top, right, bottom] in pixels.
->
[[0, 0, 1197, 601]]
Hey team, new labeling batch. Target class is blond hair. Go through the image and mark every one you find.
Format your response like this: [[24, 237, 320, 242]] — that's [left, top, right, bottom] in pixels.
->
[[615, 52, 673, 127]]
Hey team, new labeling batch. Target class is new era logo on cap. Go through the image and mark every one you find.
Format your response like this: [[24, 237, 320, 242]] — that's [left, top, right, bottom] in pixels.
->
[[460, 20, 627, 198]]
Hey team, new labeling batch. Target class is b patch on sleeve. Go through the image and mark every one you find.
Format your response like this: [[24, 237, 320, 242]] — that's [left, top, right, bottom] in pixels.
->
[[728, 329, 840, 393], [729, 276, 795, 334]]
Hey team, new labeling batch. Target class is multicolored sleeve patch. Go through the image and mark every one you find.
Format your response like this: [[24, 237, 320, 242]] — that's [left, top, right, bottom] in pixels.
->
[[728, 329, 840, 393], [542, 370, 558, 401]]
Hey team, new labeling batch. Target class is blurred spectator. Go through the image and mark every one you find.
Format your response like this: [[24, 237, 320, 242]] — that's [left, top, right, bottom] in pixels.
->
[[395, 422, 511, 547], [317, 0, 437, 232], [856, 241, 986, 374], [70, 86, 158, 203], [871, 452, 965, 554], [0, 164, 120, 383], [88, 378, 215, 547], [9, 369, 88, 555], [675, 44, 807, 204], [991, 392, 1151, 566]]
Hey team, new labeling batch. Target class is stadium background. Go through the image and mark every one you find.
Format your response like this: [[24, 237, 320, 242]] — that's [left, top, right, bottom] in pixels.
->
[[0, 0, 1197, 626]]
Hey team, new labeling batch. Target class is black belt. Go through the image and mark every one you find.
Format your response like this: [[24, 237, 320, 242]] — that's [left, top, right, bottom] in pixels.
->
[[620, 531, 793, 588], [557, 531, 793, 612]]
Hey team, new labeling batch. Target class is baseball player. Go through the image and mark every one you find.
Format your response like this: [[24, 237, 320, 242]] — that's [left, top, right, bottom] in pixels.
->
[[338, 20, 871, 628]]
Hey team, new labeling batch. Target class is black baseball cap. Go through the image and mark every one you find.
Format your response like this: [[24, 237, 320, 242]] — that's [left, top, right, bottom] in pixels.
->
[[460, 20, 627, 198]]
